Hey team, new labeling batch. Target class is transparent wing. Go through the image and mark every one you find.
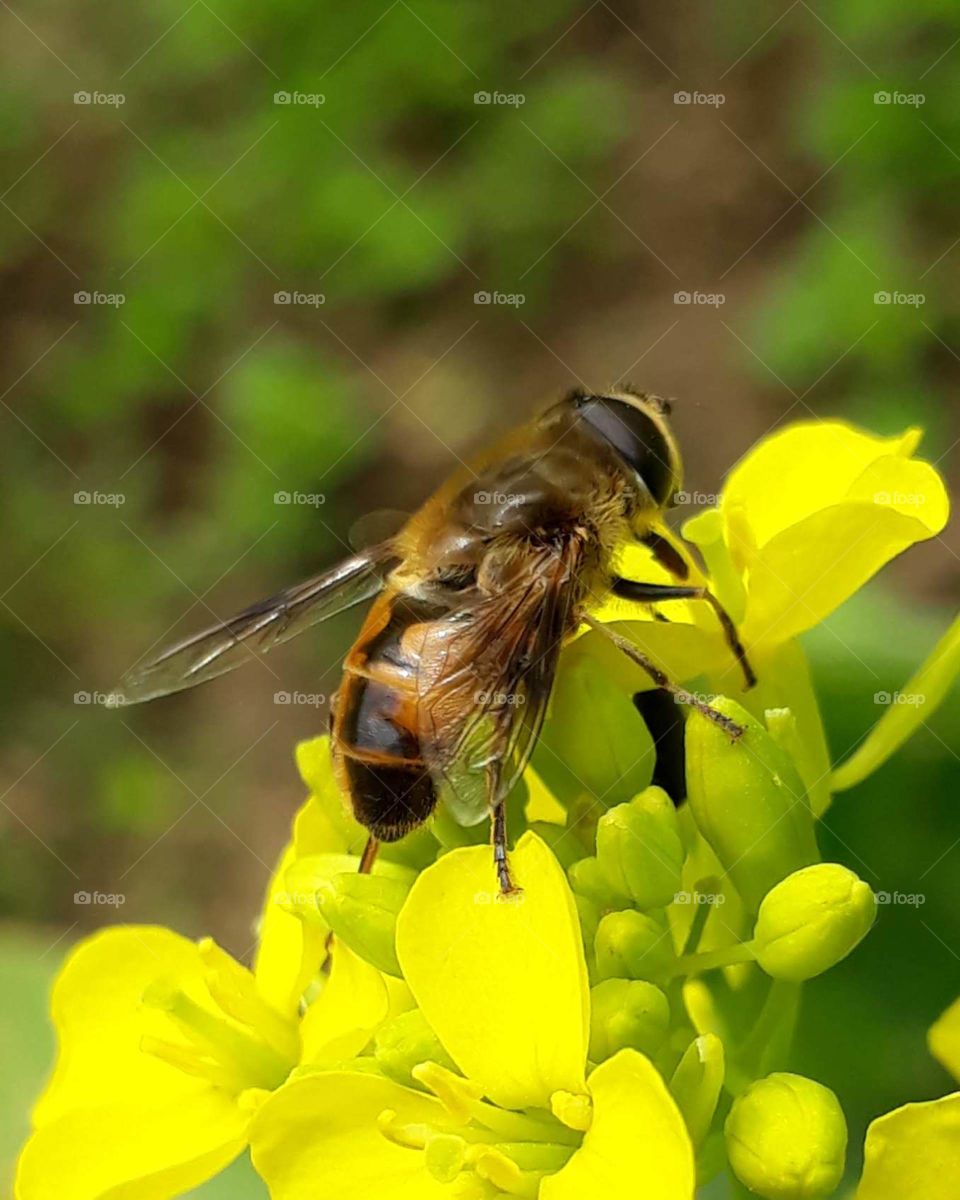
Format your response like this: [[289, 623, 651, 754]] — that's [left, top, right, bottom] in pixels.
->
[[416, 543, 580, 825], [348, 509, 410, 552], [118, 549, 392, 704]]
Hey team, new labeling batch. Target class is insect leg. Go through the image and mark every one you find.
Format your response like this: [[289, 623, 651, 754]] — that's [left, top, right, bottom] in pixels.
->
[[487, 762, 519, 895], [610, 577, 757, 690], [358, 834, 380, 874], [639, 529, 690, 580], [491, 801, 519, 894], [582, 613, 744, 739]]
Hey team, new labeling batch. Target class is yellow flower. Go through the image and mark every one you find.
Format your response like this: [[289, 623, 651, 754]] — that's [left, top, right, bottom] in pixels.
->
[[249, 833, 696, 1199], [16, 927, 254, 1200], [854, 997, 960, 1199], [15, 923, 397, 1200], [855, 1095, 960, 1200], [588, 419, 948, 815], [706, 420, 947, 646], [15, 737, 399, 1200], [595, 419, 947, 650]]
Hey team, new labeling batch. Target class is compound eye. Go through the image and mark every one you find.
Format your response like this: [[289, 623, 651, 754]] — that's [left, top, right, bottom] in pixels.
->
[[577, 396, 676, 506]]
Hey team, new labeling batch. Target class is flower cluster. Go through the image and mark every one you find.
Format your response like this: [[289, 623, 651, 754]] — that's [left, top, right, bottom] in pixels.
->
[[17, 420, 959, 1199]]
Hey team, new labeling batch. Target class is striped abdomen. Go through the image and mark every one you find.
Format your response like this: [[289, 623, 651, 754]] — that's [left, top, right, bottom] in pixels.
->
[[331, 591, 446, 842]]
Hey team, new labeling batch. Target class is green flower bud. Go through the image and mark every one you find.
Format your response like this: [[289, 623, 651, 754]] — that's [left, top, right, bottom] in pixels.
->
[[281, 854, 357, 926], [374, 1008, 456, 1085], [594, 909, 675, 983], [588, 978, 670, 1062], [669, 1034, 725, 1148], [536, 634, 656, 807], [686, 699, 819, 912], [568, 856, 620, 907], [595, 786, 684, 909], [752, 863, 876, 982], [315, 872, 410, 977], [725, 1072, 847, 1199], [282, 855, 415, 927]]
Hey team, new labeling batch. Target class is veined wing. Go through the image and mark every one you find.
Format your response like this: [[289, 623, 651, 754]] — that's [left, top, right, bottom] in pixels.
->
[[415, 540, 581, 825], [118, 548, 394, 704]]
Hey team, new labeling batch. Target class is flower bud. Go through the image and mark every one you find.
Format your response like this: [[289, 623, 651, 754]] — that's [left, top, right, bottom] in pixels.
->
[[282, 854, 414, 927], [315, 872, 410, 977], [669, 1034, 724, 1148], [588, 978, 670, 1062], [536, 634, 656, 806], [752, 863, 876, 982], [686, 699, 819, 912], [594, 909, 674, 983], [595, 786, 684, 909], [374, 1008, 456, 1085], [568, 856, 620, 907], [725, 1072, 847, 1199]]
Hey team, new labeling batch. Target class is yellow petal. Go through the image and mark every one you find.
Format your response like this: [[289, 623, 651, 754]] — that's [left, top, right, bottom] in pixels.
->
[[722, 421, 948, 647], [249, 1071, 450, 1200], [721, 421, 925, 554], [612, 537, 705, 591], [254, 737, 366, 1014], [846, 452, 949, 530], [254, 844, 326, 1019], [683, 508, 747, 623], [32, 927, 214, 1127], [299, 942, 390, 1066], [929, 998, 960, 1083], [589, 540, 709, 635], [741, 498, 944, 646], [833, 610, 960, 792], [395, 832, 589, 1109], [293, 735, 367, 857], [580, 535, 715, 643], [16, 1091, 246, 1200], [856, 1094, 960, 1200], [541, 1050, 695, 1200]]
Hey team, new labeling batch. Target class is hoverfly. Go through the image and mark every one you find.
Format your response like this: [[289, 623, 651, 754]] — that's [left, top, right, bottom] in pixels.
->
[[119, 387, 755, 892]]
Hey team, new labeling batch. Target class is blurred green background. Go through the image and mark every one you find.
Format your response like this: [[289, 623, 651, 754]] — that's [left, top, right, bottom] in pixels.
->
[[1, 1, 958, 1195]]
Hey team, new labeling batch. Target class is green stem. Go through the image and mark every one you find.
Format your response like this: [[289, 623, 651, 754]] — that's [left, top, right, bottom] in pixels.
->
[[670, 940, 757, 978], [739, 979, 801, 1078], [680, 877, 723, 957]]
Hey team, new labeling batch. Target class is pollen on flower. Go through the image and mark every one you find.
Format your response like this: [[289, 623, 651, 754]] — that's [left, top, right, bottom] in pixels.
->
[[424, 1134, 468, 1183], [550, 1089, 593, 1131]]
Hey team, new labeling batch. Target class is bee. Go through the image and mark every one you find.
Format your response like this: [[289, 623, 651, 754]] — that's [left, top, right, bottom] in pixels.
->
[[120, 386, 755, 891]]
